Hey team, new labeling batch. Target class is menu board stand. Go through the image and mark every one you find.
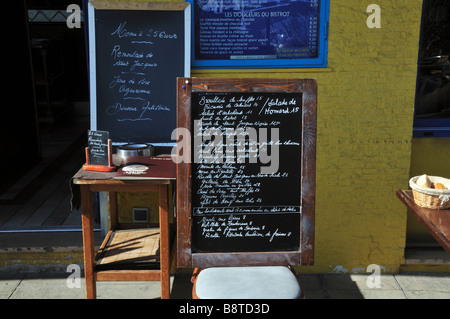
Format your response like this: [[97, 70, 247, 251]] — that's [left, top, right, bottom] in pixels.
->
[[176, 78, 317, 268]]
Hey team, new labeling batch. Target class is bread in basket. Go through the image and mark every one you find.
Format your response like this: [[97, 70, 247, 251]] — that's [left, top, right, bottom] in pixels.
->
[[409, 175, 450, 209]]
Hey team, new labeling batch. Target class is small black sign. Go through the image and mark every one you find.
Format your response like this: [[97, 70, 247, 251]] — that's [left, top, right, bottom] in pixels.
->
[[87, 130, 110, 166]]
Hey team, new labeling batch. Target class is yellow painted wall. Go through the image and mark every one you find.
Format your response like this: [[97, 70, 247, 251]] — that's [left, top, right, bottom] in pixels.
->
[[117, 186, 174, 224], [115, 0, 424, 273]]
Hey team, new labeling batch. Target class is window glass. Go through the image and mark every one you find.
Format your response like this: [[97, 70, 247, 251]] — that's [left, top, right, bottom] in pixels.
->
[[414, 0, 450, 137]]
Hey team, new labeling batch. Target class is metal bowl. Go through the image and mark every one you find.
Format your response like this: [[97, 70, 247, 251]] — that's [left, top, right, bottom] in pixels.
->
[[117, 143, 154, 158]]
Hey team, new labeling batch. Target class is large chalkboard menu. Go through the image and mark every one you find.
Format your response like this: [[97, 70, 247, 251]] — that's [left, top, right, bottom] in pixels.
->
[[176, 78, 317, 268], [88, 1, 190, 144], [189, 0, 329, 68]]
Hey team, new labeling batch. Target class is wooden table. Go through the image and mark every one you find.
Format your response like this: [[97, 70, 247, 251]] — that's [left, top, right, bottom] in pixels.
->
[[396, 190, 450, 254], [72, 169, 173, 299]]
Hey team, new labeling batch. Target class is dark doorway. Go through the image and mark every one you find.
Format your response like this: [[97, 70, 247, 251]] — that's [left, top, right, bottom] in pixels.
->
[[0, 0, 90, 230]]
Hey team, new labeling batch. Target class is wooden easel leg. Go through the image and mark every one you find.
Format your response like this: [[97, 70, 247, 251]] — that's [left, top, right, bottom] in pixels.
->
[[81, 185, 96, 299], [159, 184, 170, 299]]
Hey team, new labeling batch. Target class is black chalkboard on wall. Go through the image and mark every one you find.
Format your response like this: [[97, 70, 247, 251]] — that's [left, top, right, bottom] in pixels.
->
[[88, 1, 190, 144], [176, 78, 317, 268]]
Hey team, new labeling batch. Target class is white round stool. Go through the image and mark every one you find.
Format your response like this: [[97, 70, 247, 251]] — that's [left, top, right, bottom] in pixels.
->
[[192, 266, 304, 299]]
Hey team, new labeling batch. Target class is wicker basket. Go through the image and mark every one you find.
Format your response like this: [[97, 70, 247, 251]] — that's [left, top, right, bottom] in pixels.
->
[[409, 175, 450, 210]]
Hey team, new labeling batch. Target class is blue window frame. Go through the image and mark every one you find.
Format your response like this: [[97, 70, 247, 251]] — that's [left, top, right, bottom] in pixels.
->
[[188, 0, 329, 69]]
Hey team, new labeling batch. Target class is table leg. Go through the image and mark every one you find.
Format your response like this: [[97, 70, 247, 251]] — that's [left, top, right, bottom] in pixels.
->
[[159, 184, 170, 299], [80, 185, 96, 299], [109, 192, 118, 229]]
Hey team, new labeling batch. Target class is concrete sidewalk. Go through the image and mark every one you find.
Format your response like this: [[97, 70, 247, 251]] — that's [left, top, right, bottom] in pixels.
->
[[1, 233, 449, 299], [1, 271, 449, 299]]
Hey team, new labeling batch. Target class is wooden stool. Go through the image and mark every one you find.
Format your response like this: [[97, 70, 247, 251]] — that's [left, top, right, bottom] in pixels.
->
[[191, 266, 304, 299]]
